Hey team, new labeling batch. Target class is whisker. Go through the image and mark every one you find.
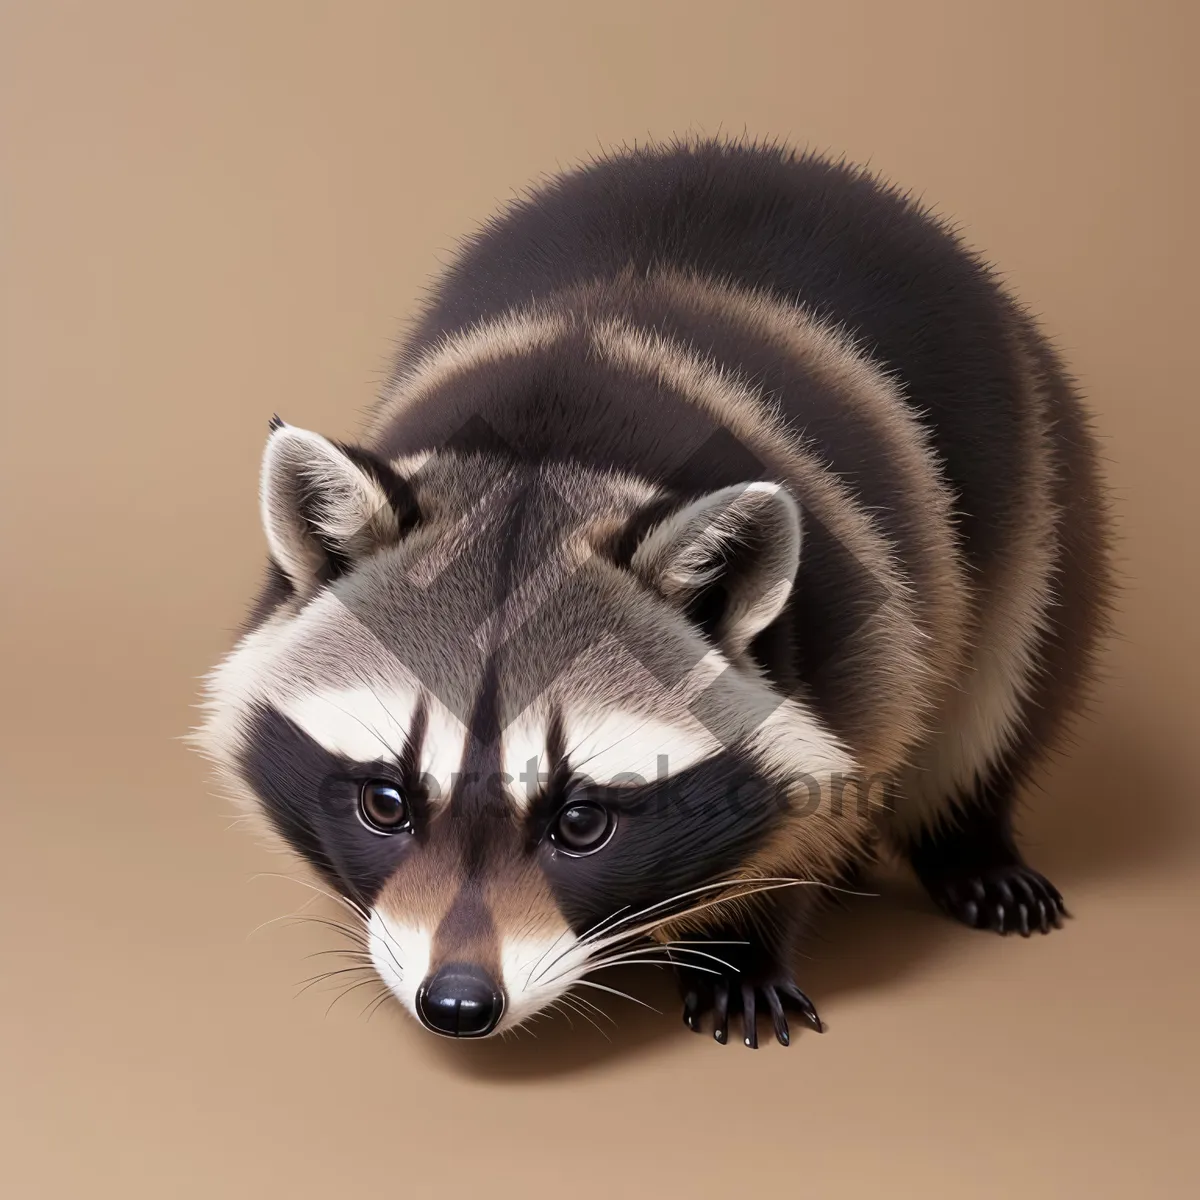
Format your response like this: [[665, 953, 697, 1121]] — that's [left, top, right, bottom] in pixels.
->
[[294, 966, 376, 997], [573, 904, 634, 946], [664, 939, 751, 948], [303, 948, 375, 962], [524, 905, 633, 990], [246, 901, 321, 940], [363, 989, 394, 1022], [571, 979, 661, 1012], [325, 975, 386, 1017], [548, 999, 575, 1030], [250, 872, 369, 920], [567, 992, 618, 1026], [276, 915, 370, 946], [659, 945, 740, 973], [559, 995, 611, 1040], [551, 878, 792, 963], [569, 941, 740, 976], [588, 877, 803, 941], [537, 877, 854, 995], [532, 878, 807, 985], [523, 925, 577, 990], [583, 879, 840, 957], [586, 956, 720, 976]]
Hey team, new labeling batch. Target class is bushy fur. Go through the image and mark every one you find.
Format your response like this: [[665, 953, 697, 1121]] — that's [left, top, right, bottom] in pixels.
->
[[194, 139, 1111, 1044]]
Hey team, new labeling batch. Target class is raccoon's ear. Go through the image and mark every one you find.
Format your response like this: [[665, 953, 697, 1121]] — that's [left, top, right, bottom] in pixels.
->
[[631, 481, 801, 656], [259, 421, 417, 590]]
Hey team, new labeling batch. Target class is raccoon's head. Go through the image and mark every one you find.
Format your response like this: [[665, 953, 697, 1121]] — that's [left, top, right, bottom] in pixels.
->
[[195, 422, 857, 1038]]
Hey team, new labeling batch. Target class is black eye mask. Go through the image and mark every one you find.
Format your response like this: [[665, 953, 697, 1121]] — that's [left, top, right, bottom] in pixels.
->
[[240, 701, 789, 927], [238, 704, 428, 908], [536, 751, 789, 933]]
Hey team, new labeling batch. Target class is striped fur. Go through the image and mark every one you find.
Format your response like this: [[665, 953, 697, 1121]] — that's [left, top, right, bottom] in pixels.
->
[[193, 139, 1111, 1040]]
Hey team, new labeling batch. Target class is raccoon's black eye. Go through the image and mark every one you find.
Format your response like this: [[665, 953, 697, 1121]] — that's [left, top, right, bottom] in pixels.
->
[[550, 802, 615, 856], [358, 781, 410, 834]]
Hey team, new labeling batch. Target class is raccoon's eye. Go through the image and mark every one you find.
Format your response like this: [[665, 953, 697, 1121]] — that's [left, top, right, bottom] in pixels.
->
[[358, 781, 410, 834], [550, 802, 615, 856]]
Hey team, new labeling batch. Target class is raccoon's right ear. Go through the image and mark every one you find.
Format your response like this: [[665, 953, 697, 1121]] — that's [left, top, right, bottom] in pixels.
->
[[630, 481, 801, 657], [259, 421, 418, 591]]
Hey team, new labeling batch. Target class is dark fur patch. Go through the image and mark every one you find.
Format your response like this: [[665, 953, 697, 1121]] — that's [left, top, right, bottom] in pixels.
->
[[239, 705, 430, 907], [536, 751, 788, 933], [239, 559, 294, 634]]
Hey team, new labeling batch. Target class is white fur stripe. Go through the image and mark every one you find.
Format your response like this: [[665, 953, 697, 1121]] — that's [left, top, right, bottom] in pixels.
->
[[277, 686, 468, 805], [500, 702, 722, 810], [368, 911, 431, 1022], [498, 932, 590, 1031], [373, 309, 572, 437]]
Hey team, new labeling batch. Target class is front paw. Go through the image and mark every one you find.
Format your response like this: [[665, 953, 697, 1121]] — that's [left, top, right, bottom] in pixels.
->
[[925, 863, 1068, 936], [675, 950, 823, 1048]]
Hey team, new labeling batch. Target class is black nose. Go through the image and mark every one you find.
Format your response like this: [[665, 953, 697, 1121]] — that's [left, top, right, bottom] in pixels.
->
[[416, 963, 504, 1037]]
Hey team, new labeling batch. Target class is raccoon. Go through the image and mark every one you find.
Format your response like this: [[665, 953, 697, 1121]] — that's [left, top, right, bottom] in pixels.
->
[[194, 139, 1111, 1048]]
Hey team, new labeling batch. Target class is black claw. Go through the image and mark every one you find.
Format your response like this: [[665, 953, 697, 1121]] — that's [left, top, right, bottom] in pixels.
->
[[742, 984, 758, 1049], [672, 941, 821, 1048], [764, 988, 790, 1046], [713, 981, 729, 1044], [783, 985, 824, 1032], [1010, 873, 1038, 908], [925, 864, 1068, 939]]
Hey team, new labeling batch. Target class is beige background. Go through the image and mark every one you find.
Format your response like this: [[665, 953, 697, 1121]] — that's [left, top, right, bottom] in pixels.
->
[[2, 2, 1197, 1196]]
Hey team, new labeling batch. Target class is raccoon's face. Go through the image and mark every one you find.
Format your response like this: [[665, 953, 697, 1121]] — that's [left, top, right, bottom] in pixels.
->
[[195, 423, 854, 1037]]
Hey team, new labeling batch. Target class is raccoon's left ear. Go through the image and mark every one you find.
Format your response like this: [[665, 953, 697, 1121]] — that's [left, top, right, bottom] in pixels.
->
[[631, 481, 801, 657], [259, 421, 417, 591]]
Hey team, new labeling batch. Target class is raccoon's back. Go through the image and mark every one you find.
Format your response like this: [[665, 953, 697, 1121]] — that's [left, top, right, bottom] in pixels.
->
[[394, 138, 1026, 568]]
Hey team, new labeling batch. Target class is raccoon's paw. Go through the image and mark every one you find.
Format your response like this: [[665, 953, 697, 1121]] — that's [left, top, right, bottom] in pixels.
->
[[678, 968, 823, 1049], [925, 864, 1068, 936]]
